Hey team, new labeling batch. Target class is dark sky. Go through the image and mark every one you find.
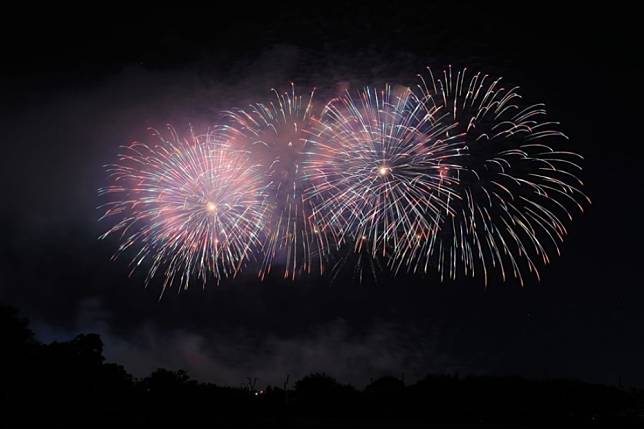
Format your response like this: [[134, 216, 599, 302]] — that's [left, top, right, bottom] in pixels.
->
[[1, 4, 642, 388]]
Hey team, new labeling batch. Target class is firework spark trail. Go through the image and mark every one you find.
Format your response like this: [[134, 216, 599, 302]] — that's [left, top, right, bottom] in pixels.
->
[[98, 127, 269, 294], [223, 84, 331, 280], [305, 84, 466, 278], [394, 66, 591, 285]]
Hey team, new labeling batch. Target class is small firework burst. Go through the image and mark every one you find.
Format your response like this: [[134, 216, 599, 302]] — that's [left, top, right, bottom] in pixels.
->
[[395, 66, 590, 285], [98, 126, 269, 293], [224, 84, 330, 280], [305, 84, 464, 277]]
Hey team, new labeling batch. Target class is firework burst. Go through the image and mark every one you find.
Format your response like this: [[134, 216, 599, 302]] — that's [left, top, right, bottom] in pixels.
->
[[99, 68, 589, 289], [305, 84, 465, 277], [224, 84, 330, 280], [98, 127, 269, 293], [395, 66, 590, 285]]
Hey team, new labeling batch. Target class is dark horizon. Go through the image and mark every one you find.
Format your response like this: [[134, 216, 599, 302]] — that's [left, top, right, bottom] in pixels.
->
[[1, 2, 643, 399], [5, 302, 644, 426]]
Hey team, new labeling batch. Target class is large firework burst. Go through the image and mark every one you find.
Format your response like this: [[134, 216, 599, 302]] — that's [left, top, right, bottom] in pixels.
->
[[394, 66, 590, 285], [305, 84, 464, 276], [224, 84, 330, 280], [98, 127, 269, 293], [99, 68, 589, 289]]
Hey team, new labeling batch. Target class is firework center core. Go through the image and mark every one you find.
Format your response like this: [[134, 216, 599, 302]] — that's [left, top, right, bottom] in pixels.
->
[[206, 202, 217, 212], [378, 166, 390, 176]]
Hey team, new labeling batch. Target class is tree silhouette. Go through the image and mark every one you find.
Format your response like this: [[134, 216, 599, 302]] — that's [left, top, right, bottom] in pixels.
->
[[364, 375, 405, 395], [1, 302, 644, 427]]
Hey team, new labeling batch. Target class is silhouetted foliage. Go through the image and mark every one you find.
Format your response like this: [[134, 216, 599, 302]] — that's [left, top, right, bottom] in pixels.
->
[[294, 372, 358, 416], [365, 375, 405, 395], [2, 303, 643, 427]]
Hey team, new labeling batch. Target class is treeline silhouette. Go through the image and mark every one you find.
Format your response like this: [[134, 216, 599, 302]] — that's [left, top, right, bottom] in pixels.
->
[[2, 304, 643, 427]]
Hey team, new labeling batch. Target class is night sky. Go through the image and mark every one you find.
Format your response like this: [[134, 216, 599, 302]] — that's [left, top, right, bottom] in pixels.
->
[[1, 4, 642, 388]]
